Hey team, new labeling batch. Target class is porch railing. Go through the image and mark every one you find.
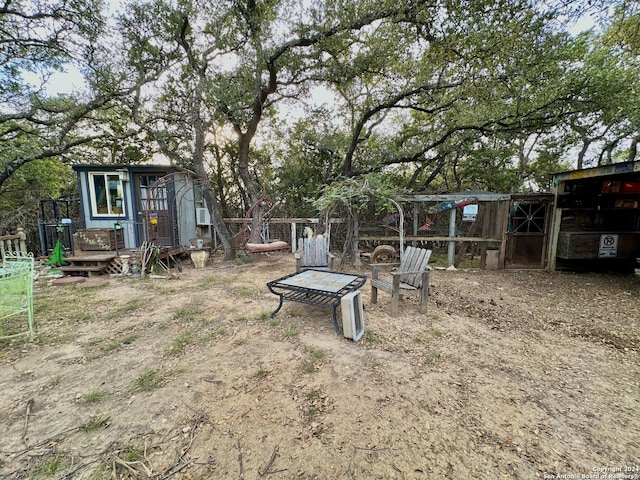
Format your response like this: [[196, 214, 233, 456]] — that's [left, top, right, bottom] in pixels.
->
[[0, 228, 28, 260]]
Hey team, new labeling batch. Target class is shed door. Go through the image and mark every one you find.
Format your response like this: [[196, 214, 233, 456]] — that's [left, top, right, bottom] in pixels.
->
[[135, 173, 175, 247], [504, 198, 553, 269]]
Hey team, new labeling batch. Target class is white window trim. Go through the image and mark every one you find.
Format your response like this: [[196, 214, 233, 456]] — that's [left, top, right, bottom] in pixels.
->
[[88, 172, 126, 217]]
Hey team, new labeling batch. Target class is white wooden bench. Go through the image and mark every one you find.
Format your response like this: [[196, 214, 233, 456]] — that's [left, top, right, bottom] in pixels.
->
[[370, 246, 432, 315]]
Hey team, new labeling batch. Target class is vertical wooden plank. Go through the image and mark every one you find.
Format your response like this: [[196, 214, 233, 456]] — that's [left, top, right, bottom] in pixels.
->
[[479, 203, 490, 269], [418, 270, 429, 314], [447, 208, 456, 266], [539, 197, 553, 269], [412, 202, 419, 248], [291, 222, 297, 253], [548, 204, 563, 271], [499, 200, 510, 269], [391, 274, 401, 316]]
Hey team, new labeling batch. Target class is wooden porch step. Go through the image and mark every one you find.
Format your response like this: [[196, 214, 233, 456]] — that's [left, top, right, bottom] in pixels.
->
[[58, 265, 107, 277]]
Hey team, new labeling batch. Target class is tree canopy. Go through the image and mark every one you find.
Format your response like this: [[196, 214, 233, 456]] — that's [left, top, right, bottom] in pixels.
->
[[1, 0, 638, 252]]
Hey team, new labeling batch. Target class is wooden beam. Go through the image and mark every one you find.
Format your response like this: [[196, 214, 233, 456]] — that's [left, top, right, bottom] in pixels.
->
[[397, 194, 510, 202], [358, 236, 503, 243]]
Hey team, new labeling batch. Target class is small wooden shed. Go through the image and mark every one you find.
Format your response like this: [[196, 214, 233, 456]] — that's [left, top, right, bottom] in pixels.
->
[[548, 161, 640, 271], [73, 165, 213, 250]]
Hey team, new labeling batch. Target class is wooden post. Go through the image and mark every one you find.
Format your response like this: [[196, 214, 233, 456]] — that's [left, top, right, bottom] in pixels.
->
[[479, 203, 492, 269], [353, 216, 362, 267], [291, 222, 297, 253], [447, 208, 456, 266], [412, 202, 419, 247], [499, 200, 511, 269], [548, 205, 563, 271], [17, 228, 27, 252]]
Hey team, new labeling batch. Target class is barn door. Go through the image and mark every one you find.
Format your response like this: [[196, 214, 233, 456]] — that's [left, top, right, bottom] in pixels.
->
[[504, 195, 553, 269]]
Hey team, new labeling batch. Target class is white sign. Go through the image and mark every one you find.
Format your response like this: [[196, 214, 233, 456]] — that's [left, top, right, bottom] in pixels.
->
[[462, 204, 478, 222], [598, 234, 619, 257]]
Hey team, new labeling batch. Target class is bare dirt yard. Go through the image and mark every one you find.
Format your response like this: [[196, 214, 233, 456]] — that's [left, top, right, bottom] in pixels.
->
[[1, 253, 639, 480]]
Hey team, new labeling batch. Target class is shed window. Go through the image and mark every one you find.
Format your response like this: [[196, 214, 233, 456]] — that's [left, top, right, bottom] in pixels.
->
[[89, 173, 125, 216]]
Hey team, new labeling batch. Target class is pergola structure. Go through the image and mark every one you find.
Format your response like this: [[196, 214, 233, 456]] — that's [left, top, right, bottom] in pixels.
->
[[399, 192, 510, 266], [218, 192, 555, 270]]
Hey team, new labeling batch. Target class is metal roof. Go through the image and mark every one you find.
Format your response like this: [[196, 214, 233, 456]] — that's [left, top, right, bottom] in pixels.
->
[[553, 161, 640, 182]]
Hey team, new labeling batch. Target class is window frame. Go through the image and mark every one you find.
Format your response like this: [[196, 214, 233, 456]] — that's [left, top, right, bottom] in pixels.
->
[[88, 172, 126, 217]]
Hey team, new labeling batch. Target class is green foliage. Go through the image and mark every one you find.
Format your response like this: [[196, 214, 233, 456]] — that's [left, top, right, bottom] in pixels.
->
[[83, 391, 108, 404], [0, 159, 76, 237], [31, 454, 68, 479], [274, 112, 346, 215], [134, 368, 166, 392], [603, 5, 640, 54], [80, 415, 110, 432], [3, 0, 640, 232], [526, 149, 572, 191], [165, 330, 195, 356], [313, 173, 401, 216]]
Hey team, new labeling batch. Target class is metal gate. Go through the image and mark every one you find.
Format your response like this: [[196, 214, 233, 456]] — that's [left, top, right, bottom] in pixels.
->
[[504, 194, 554, 269]]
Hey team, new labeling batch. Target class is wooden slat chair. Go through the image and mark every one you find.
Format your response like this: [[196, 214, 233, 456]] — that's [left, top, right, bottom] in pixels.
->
[[294, 237, 335, 272], [370, 246, 432, 315]]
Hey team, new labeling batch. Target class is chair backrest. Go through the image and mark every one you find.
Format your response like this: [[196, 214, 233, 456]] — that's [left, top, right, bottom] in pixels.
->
[[398, 246, 432, 288], [298, 237, 330, 268], [1, 251, 35, 339], [2, 251, 35, 272]]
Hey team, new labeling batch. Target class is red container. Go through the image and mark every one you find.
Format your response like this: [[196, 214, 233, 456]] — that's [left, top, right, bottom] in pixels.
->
[[622, 181, 640, 193]]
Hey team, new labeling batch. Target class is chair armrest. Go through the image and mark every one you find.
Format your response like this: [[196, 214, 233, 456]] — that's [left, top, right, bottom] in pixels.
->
[[390, 269, 429, 276], [371, 262, 400, 280]]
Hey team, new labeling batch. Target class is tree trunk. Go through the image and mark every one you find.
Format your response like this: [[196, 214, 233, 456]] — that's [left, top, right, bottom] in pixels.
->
[[192, 69, 235, 259], [577, 137, 589, 170], [629, 138, 639, 163], [204, 187, 235, 260], [237, 132, 264, 243]]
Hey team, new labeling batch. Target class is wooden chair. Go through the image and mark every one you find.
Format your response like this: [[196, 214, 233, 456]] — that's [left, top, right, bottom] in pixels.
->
[[370, 246, 432, 315], [295, 237, 335, 272]]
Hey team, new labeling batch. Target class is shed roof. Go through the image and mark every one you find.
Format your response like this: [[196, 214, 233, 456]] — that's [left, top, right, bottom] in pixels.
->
[[72, 164, 182, 172], [553, 161, 640, 183]]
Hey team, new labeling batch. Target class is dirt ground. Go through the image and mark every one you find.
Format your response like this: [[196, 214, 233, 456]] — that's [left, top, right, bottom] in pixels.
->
[[0, 253, 639, 480]]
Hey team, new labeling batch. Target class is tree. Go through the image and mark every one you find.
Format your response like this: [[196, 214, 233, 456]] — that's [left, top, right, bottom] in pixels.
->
[[273, 110, 346, 215], [556, 28, 640, 168], [117, 0, 450, 258], [313, 173, 399, 265], [0, 0, 184, 254], [0, 0, 172, 190], [284, 0, 594, 194]]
